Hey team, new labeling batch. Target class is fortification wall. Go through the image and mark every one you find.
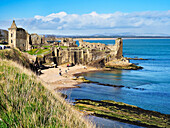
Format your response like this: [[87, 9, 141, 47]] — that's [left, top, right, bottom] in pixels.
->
[[37, 38, 123, 67]]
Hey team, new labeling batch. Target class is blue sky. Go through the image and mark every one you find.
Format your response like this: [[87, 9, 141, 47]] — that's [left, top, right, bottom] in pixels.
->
[[0, 0, 170, 35]]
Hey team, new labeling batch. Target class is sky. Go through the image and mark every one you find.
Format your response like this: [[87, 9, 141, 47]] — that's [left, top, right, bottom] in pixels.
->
[[0, 0, 170, 36]]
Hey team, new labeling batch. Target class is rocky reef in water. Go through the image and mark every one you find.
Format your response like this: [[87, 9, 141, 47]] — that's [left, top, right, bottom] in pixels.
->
[[105, 59, 143, 70], [75, 99, 170, 128]]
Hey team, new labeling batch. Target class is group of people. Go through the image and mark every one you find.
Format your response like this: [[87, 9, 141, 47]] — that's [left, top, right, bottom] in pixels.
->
[[58, 67, 69, 76]]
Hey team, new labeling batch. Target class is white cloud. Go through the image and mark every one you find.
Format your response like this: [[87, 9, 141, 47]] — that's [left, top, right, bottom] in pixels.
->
[[1, 11, 170, 35]]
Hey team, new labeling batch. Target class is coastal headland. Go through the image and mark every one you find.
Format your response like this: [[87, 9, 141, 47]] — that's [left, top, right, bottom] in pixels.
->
[[1, 20, 157, 128]]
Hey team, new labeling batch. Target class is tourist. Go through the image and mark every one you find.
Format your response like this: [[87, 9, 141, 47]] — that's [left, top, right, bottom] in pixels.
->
[[59, 70, 62, 76], [83, 66, 87, 70]]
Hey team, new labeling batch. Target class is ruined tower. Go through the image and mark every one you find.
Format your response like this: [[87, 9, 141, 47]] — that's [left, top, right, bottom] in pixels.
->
[[115, 38, 123, 59], [8, 20, 17, 48], [8, 20, 31, 51]]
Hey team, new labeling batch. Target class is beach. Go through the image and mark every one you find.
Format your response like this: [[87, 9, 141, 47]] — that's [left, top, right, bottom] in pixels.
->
[[39, 64, 100, 90]]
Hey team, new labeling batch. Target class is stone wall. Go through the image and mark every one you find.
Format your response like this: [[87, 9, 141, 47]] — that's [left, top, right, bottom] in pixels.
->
[[31, 33, 45, 45], [79, 40, 107, 50], [60, 38, 77, 47], [39, 38, 123, 67]]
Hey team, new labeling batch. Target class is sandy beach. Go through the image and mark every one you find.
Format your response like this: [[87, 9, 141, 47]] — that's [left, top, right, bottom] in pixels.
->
[[39, 65, 100, 90]]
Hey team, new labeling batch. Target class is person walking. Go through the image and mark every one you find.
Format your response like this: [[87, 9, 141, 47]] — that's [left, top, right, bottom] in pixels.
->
[[59, 70, 62, 76]]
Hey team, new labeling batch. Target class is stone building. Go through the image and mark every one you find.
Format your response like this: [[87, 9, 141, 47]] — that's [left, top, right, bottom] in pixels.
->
[[60, 38, 77, 47], [79, 38, 123, 52], [107, 38, 123, 59], [31, 33, 45, 45], [41, 38, 123, 67], [79, 39, 107, 50], [8, 20, 31, 51]]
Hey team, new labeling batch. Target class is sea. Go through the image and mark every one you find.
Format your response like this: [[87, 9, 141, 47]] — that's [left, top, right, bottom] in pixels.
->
[[61, 39, 170, 127]]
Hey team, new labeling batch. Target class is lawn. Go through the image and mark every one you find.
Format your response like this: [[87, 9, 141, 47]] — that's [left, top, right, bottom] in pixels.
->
[[26, 49, 38, 55], [36, 49, 51, 55], [26, 49, 51, 55]]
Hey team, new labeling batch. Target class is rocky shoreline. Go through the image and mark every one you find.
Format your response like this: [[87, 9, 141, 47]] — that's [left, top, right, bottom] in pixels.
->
[[75, 99, 170, 128], [73, 77, 146, 91], [39, 60, 143, 90], [105, 60, 143, 70]]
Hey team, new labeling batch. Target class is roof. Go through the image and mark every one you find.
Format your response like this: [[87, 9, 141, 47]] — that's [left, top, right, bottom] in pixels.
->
[[10, 20, 17, 28], [17, 28, 26, 32]]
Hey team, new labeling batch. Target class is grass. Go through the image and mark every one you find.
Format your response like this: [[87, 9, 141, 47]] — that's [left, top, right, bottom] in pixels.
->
[[60, 46, 68, 49], [55, 46, 68, 49], [36, 49, 51, 55], [0, 48, 31, 69], [0, 60, 94, 128], [42, 45, 52, 48], [26, 49, 38, 55], [75, 99, 170, 128], [26, 49, 51, 55]]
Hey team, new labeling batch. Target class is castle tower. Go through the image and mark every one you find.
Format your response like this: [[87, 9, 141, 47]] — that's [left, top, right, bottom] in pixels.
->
[[8, 20, 17, 48], [115, 38, 123, 59]]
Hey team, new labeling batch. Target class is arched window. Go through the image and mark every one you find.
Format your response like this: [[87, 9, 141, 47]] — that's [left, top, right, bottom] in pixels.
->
[[11, 33, 13, 37], [11, 40, 13, 43]]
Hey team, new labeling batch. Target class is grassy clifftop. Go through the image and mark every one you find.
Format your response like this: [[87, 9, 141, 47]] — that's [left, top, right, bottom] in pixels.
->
[[0, 56, 94, 127], [0, 48, 32, 69]]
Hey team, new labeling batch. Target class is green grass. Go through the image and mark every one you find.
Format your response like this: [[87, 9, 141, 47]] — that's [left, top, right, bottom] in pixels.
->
[[36, 49, 51, 55], [54, 46, 68, 49], [0, 48, 31, 69], [42, 45, 52, 48], [32, 45, 39, 47], [0, 49, 94, 128], [26, 49, 38, 55], [0, 60, 94, 128], [60, 46, 68, 49], [26, 49, 51, 55]]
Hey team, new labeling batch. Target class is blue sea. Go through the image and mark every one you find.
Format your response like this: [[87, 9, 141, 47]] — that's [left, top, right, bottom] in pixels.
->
[[61, 39, 170, 127]]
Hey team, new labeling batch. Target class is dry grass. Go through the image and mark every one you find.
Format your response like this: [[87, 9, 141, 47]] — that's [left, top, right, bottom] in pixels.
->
[[0, 59, 95, 128]]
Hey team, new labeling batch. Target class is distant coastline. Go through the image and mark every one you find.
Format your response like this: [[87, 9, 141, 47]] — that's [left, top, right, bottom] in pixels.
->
[[74, 38, 116, 40], [73, 37, 170, 41]]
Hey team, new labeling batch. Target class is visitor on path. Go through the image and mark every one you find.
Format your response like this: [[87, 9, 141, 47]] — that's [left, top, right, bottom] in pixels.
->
[[59, 70, 62, 76]]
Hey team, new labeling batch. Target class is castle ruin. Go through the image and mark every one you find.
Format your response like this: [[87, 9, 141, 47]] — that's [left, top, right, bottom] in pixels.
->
[[8, 20, 45, 51], [6, 20, 124, 68]]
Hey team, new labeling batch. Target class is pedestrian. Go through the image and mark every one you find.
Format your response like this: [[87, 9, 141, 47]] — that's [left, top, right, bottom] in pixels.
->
[[59, 70, 62, 76]]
